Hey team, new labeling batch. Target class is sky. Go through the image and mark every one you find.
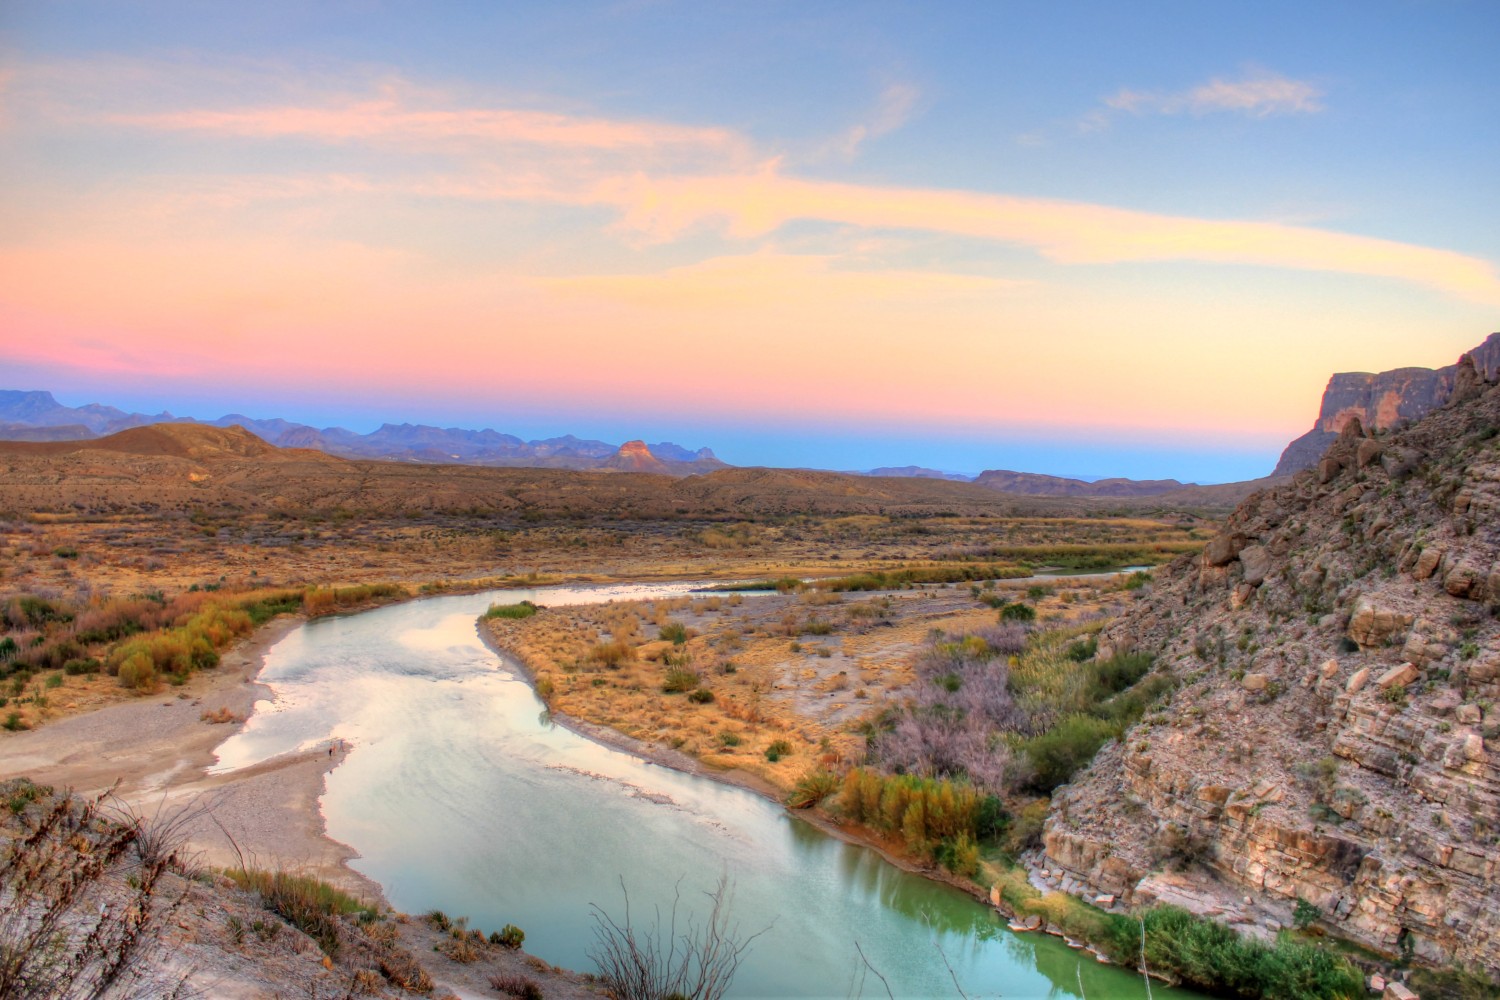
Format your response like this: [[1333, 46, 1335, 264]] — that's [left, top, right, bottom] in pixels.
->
[[1, 1, 1497, 482]]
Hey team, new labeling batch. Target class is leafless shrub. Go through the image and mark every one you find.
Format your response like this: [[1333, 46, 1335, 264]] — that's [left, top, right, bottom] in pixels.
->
[[587, 876, 766, 1000], [0, 779, 194, 999], [873, 632, 1031, 794]]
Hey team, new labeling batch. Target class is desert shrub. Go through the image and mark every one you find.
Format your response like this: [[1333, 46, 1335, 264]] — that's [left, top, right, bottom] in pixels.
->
[[717, 731, 742, 747], [1090, 651, 1152, 695], [1100, 905, 1363, 999], [485, 600, 538, 620], [662, 666, 699, 693], [1014, 714, 1118, 793], [687, 687, 714, 704], [490, 973, 543, 1000], [590, 640, 636, 667], [837, 769, 984, 856], [1292, 898, 1321, 930], [999, 603, 1036, 623], [786, 770, 840, 809], [764, 740, 792, 763], [1410, 963, 1500, 1000], [494, 923, 525, 949], [659, 621, 688, 644], [226, 867, 378, 958], [8, 595, 73, 627], [801, 618, 833, 636], [933, 831, 981, 876], [63, 657, 101, 675], [814, 564, 1029, 592]]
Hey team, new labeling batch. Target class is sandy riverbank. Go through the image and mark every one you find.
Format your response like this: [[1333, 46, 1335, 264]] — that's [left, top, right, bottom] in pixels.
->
[[0, 613, 386, 903]]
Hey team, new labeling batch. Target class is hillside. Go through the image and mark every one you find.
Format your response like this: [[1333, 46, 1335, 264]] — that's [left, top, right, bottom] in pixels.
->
[[1043, 349, 1500, 975], [976, 469, 1191, 497], [0, 422, 1255, 520]]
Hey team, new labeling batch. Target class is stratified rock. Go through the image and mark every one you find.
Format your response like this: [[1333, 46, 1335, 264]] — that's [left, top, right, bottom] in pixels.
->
[[1045, 334, 1500, 977], [1273, 332, 1500, 476], [1376, 663, 1419, 691], [1348, 596, 1414, 649]]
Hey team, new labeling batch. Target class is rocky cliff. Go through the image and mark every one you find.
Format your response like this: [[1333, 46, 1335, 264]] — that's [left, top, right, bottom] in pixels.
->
[[1273, 332, 1500, 476], [1045, 345, 1500, 976]]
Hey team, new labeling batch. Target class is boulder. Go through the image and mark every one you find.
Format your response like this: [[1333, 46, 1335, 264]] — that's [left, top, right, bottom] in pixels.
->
[[1377, 663, 1420, 691], [1240, 545, 1272, 586], [1346, 667, 1371, 694], [1414, 547, 1444, 581], [1382, 981, 1418, 1000], [1204, 533, 1247, 568], [1457, 704, 1482, 725], [1443, 560, 1484, 599], [1349, 596, 1414, 648], [1242, 673, 1270, 692], [1320, 659, 1340, 679]]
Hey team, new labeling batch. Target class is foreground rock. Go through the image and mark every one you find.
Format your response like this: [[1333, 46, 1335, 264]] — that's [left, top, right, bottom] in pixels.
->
[[1046, 344, 1500, 976]]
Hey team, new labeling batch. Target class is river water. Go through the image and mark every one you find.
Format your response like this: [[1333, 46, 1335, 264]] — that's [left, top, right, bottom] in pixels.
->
[[212, 583, 1200, 999]]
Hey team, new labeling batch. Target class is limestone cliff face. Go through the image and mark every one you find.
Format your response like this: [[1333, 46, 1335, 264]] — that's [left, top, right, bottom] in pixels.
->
[[1273, 332, 1500, 476], [1045, 348, 1500, 975]]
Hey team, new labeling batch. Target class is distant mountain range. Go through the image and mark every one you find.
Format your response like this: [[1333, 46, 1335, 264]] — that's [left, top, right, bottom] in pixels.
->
[[0, 390, 726, 475], [0, 386, 1267, 498]]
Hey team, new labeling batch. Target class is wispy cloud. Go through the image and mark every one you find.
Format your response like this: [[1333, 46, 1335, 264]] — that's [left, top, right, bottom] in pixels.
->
[[105, 95, 748, 154], [10, 57, 1498, 309], [814, 82, 921, 161], [590, 166, 1500, 305], [1092, 70, 1323, 127]]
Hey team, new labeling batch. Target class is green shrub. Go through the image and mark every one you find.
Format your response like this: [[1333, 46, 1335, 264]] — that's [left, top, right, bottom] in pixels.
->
[[1014, 714, 1119, 793], [1000, 603, 1036, 622], [764, 739, 793, 763], [2, 711, 25, 732], [687, 687, 714, 704], [662, 666, 699, 693], [226, 868, 378, 958], [495, 924, 525, 949], [659, 621, 688, 644], [787, 770, 840, 808], [1292, 898, 1321, 930], [1100, 905, 1363, 999], [717, 731, 742, 747], [485, 601, 538, 620]]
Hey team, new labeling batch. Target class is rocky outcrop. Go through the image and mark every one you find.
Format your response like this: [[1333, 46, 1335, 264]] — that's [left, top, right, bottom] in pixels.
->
[[602, 439, 672, 474], [1273, 332, 1500, 476], [1045, 343, 1500, 976]]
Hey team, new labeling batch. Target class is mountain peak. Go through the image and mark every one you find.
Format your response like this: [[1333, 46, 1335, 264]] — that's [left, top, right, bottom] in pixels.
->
[[604, 439, 671, 474]]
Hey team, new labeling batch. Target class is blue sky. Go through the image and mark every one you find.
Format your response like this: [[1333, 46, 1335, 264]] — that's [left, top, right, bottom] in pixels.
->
[[1, 1, 1496, 480]]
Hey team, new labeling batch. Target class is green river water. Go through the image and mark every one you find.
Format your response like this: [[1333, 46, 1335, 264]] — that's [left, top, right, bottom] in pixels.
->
[[211, 583, 1204, 999]]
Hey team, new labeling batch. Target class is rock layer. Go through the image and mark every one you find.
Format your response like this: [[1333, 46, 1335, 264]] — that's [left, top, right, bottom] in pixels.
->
[[1046, 345, 1500, 975]]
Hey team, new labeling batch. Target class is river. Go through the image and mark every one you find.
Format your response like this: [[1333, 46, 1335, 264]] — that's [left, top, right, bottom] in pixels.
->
[[212, 582, 1202, 999]]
